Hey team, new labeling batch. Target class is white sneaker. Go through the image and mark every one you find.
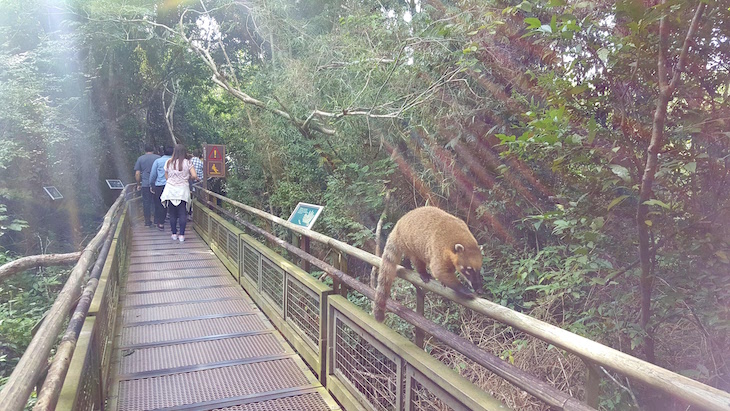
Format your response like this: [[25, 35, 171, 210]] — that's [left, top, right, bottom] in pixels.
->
[[179, 235, 185, 243], [171, 234, 178, 241]]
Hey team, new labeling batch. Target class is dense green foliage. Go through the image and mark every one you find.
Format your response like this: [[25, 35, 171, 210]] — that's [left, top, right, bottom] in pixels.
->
[[1, 0, 729, 409]]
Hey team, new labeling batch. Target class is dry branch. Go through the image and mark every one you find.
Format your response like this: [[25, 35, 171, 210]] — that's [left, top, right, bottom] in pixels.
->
[[0, 252, 81, 282]]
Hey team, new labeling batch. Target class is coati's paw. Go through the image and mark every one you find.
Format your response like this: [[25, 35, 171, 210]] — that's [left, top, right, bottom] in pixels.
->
[[455, 285, 476, 299], [419, 273, 431, 283], [374, 310, 385, 322]]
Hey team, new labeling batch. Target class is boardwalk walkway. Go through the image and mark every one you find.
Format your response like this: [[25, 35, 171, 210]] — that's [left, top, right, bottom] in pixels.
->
[[106, 220, 339, 411]]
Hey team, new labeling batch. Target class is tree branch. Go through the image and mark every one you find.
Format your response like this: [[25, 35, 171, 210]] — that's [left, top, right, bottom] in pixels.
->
[[0, 252, 81, 282]]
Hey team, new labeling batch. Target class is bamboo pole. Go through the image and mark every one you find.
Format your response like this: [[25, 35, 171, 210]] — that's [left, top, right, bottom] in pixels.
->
[[198, 188, 730, 411], [0, 187, 129, 411]]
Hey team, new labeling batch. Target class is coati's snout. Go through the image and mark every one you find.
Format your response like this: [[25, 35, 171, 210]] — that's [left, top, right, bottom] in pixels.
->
[[460, 266, 483, 293], [454, 243, 483, 294]]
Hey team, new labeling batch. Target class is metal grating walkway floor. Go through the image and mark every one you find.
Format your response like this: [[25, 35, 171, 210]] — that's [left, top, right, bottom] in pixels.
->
[[107, 220, 340, 411]]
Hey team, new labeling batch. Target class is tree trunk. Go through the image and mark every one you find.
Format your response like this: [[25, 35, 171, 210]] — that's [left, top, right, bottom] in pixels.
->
[[636, 1, 706, 364]]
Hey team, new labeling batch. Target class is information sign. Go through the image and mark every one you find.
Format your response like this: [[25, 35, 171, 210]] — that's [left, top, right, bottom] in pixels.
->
[[205, 144, 226, 178], [43, 186, 63, 200], [287, 202, 324, 230], [106, 179, 125, 190]]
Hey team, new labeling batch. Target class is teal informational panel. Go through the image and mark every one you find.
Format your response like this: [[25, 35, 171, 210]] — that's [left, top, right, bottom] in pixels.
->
[[287, 202, 324, 229]]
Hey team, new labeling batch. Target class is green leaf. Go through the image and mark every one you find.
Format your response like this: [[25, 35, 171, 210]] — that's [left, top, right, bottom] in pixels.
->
[[607, 195, 629, 211], [683, 162, 696, 173], [609, 164, 631, 182], [597, 47, 610, 64], [524, 17, 541, 29], [643, 199, 670, 209]]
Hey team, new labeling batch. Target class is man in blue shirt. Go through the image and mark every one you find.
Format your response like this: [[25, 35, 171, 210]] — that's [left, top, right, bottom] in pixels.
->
[[149, 146, 173, 230], [134, 145, 160, 227]]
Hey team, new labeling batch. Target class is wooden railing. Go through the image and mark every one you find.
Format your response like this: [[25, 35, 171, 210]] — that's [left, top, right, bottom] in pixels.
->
[[194, 188, 730, 411], [0, 187, 135, 411]]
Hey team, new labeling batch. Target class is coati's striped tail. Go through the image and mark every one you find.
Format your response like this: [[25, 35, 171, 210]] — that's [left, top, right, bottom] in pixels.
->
[[373, 241, 399, 322]]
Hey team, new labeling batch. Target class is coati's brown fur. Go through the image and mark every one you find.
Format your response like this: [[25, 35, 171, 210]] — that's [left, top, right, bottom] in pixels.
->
[[373, 206, 483, 322]]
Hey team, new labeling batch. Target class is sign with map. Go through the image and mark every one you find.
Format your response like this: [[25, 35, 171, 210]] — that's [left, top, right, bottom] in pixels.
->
[[205, 144, 226, 178], [287, 202, 324, 230]]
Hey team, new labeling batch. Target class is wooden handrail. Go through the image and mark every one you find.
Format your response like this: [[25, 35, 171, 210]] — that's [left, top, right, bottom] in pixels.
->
[[32, 210, 119, 411], [0, 185, 131, 411], [197, 188, 730, 411]]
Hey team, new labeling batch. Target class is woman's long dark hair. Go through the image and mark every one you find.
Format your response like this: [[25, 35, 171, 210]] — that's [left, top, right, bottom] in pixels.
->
[[168, 144, 187, 171]]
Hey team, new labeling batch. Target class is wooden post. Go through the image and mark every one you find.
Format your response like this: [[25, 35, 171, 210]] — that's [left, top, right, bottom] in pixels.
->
[[337, 252, 348, 298], [301, 235, 311, 273], [202, 144, 209, 206], [329, 248, 341, 295], [583, 359, 601, 409], [415, 286, 426, 349], [292, 234, 302, 268]]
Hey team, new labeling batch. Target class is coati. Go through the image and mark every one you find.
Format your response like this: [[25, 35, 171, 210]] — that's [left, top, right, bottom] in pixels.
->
[[373, 206, 483, 322]]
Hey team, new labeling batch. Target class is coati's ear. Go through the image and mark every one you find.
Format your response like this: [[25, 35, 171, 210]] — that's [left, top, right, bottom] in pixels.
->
[[454, 243, 465, 253]]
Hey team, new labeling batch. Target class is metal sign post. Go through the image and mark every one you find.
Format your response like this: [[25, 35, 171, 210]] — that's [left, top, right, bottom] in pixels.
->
[[203, 144, 226, 206]]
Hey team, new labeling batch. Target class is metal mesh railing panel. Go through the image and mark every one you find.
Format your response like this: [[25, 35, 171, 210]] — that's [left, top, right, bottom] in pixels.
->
[[228, 231, 239, 263], [217, 222, 229, 252], [119, 333, 286, 375], [260, 257, 284, 311], [120, 315, 268, 347], [75, 324, 102, 411], [285, 277, 320, 349], [215, 393, 332, 411], [408, 376, 455, 411], [210, 219, 219, 247], [97, 253, 119, 386], [242, 243, 260, 285], [195, 210, 208, 236], [117, 358, 311, 411], [334, 315, 399, 411]]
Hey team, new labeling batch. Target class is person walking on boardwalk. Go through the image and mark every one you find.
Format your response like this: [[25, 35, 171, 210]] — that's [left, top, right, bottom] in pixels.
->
[[187, 149, 204, 221], [190, 149, 204, 187], [160, 144, 198, 242], [134, 145, 160, 227], [149, 146, 173, 230]]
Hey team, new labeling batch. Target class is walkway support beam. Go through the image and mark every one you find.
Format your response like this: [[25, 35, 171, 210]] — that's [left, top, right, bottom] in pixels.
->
[[198, 187, 730, 411], [0, 187, 130, 411]]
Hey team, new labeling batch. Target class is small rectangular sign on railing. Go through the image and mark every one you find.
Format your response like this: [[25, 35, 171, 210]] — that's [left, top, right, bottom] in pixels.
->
[[287, 202, 323, 230]]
